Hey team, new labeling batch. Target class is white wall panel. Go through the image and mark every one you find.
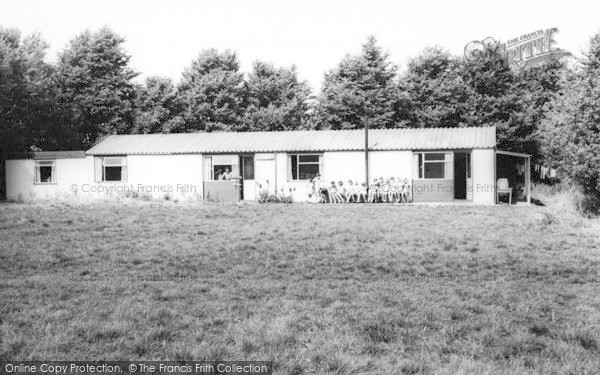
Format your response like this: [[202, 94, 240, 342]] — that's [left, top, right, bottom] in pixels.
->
[[369, 151, 413, 182], [472, 149, 495, 204], [125, 154, 204, 200], [6, 158, 90, 201], [323, 151, 365, 184], [6, 160, 34, 201]]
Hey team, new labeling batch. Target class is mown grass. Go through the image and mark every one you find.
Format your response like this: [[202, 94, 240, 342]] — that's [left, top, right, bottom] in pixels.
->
[[1, 200, 599, 374]]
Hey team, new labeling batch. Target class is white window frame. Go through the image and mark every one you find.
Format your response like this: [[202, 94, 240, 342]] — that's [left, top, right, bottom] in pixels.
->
[[96, 156, 127, 182], [415, 152, 452, 180], [34, 160, 56, 184], [289, 153, 323, 181], [203, 155, 240, 181]]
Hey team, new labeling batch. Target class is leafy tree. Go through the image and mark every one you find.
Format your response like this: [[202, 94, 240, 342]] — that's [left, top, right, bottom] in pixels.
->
[[178, 49, 245, 132], [319, 36, 398, 129], [458, 42, 565, 155], [511, 58, 566, 157], [0, 28, 58, 149], [402, 43, 567, 157], [459, 43, 521, 148], [301, 96, 325, 129], [242, 61, 311, 131], [582, 33, 600, 71], [0, 27, 57, 198], [133, 76, 183, 133], [399, 47, 473, 128], [540, 34, 600, 213], [55, 27, 138, 147]]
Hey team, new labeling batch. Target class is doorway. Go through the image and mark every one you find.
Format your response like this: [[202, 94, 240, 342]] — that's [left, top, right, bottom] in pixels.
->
[[495, 151, 531, 204], [453, 152, 471, 200], [202, 155, 241, 202], [239, 155, 255, 200]]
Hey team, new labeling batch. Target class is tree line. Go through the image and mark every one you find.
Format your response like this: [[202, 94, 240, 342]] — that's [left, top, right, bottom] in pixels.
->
[[1, 26, 599, 211]]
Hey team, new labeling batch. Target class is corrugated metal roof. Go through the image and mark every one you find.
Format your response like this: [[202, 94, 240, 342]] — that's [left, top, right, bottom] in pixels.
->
[[86, 127, 496, 155], [34, 151, 86, 159], [8, 150, 86, 160]]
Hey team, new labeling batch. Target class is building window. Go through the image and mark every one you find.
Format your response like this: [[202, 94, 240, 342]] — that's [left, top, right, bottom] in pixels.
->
[[415, 152, 451, 179], [289, 154, 323, 180], [203, 155, 240, 180], [35, 160, 56, 183], [213, 165, 233, 180], [241, 155, 254, 180], [466, 153, 471, 179], [95, 156, 127, 182]]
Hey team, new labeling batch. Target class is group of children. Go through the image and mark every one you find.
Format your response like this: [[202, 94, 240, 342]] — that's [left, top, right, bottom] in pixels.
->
[[310, 175, 412, 203]]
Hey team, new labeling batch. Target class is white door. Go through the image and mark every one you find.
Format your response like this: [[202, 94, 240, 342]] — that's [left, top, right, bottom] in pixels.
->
[[254, 155, 276, 195], [240, 155, 256, 200]]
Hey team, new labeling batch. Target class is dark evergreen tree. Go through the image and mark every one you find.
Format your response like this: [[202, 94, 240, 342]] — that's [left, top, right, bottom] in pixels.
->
[[243, 61, 310, 131], [540, 34, 600, 213], [512, 58, 566, 157], [178, 49, 245, 132], [0, 28, 58, 198], [399, 46, 472, 128], [133, 76, 184, 133], [319, 36, 398, 129], [459, 42, 556, 154]]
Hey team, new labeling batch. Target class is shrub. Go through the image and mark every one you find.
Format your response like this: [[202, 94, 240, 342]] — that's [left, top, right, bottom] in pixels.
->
[[540, 34, 600, 215], [257, 190, 270, 203], [257, 188, 295, 203]]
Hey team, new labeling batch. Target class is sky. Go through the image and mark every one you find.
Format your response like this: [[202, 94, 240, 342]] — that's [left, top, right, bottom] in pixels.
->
[[1, 0, 599, 92]]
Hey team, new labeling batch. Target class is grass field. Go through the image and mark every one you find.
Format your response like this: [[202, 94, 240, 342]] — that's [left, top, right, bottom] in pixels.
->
[[1, 200, 600, 374]]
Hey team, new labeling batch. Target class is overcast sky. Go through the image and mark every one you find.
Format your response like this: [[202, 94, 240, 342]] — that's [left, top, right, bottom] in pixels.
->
[[1, 0, 598, 91]]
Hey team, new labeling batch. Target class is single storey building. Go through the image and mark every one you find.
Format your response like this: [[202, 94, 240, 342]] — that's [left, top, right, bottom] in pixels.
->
[[5, 126, 531, 204]]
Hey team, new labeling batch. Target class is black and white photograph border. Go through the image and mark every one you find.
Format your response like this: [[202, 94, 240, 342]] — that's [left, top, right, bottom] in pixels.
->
[[1, 1, 600, 374]]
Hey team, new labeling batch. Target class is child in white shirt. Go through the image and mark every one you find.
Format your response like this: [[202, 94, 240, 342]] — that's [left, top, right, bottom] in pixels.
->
[[336, 181, 346, 203], [357, 182, 367, 203], [328, 181, 337, 204], [402, 178, 412, 203], [345, 180, 355, 202]]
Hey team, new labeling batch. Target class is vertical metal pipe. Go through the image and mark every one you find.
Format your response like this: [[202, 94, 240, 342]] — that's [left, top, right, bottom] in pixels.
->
[[365, 118, 369, 192], [274, 152, 278, 193], [526, 156, 531, 205]]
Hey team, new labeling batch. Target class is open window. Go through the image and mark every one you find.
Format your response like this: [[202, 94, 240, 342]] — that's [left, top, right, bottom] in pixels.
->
[[203, 155, 240, 180], [289, 154, 323, 180], [34, 160, 56, 184], [95, 156, 127, 182], [414, 152, 453, 179]]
